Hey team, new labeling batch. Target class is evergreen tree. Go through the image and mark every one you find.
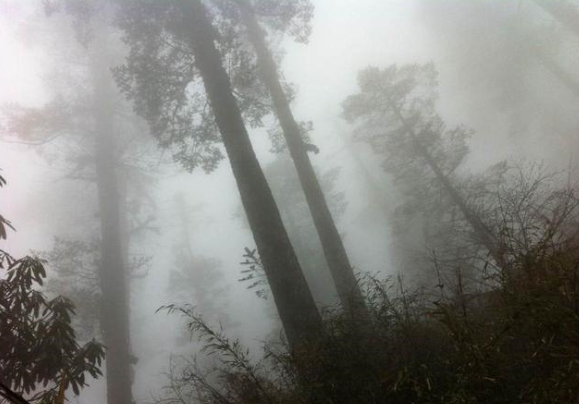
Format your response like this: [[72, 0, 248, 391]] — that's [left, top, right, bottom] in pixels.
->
[[342, 64, 504, 278]]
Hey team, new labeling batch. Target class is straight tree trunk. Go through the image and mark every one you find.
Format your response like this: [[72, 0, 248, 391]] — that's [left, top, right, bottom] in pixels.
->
[[237, 1, 369, 320], [180, 0, 323, 348], [92, 37, 134, 404]]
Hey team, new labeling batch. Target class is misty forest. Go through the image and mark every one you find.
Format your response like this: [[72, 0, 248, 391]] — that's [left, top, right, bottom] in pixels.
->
[[2, 0, 579, 403]]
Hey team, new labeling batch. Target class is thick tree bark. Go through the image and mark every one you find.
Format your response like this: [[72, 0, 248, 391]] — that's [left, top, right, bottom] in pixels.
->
[[92, 39, 134, 404], [390, 104, 503, 267], [180, 0, 323, 348], [237, 1, 369, 320]]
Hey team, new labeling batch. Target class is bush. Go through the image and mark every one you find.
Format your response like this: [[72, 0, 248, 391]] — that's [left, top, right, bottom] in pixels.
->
[[157, 166, 579, 404]]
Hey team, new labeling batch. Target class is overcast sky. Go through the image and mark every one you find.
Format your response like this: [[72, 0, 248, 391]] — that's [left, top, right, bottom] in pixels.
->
[[3, 1, 579, 402], [0, 0, 424, 260], [2, 0, 577, 312]]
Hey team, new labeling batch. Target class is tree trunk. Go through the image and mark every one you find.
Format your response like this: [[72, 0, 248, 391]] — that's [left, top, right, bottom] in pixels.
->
[[238, 1, 369, 321], [180, 0, 323, 349], [92, 38, 134, 404]]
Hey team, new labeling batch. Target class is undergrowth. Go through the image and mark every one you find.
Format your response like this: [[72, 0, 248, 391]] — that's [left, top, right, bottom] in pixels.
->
[[158, 168, 579, 404]]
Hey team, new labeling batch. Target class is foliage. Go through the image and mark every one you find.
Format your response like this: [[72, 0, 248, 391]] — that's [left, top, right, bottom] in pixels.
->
[[113, 0, 265, 173], [156, 304, 286, 404], [154, 165, 579, 404], [0, 173, 104, 403], [169, 251, 233, 334], [0, 173, 15, 240], [342, 63, 500, 283], [267, 120, 313, 154], [113, 0, 313, 173], [238, 247, 268, 300], [41, 233, 152, 342], [233, 0, 314, 44], [342, 63, 470, 209], [42, 237, 102, 340]]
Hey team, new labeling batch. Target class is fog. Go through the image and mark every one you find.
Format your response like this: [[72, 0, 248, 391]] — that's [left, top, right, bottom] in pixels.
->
[[1, 1, 579, 404]]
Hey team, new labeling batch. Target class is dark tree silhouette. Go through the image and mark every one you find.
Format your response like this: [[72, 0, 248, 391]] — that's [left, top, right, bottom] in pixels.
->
[[115, 0, 323, 348], [235, 0, 368, 320]]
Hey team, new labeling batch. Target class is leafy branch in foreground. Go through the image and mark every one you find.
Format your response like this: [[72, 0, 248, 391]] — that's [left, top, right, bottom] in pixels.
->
[[238, 247, 269, 300], [158, 304, 278, 404], [0, 171, 105, 404]]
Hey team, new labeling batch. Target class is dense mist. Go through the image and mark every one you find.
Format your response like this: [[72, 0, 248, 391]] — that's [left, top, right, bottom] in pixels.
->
[[1, 1, 579, 404]]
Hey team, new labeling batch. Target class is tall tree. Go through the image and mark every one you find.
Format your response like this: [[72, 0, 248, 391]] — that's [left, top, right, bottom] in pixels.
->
[[342, 64, 503, 268], [91, 30, 133, 404], [237, 153, 348, 307], [233, 0, 368, 319], [1, 5, 153, 402], [115, 0, 323, 348]]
